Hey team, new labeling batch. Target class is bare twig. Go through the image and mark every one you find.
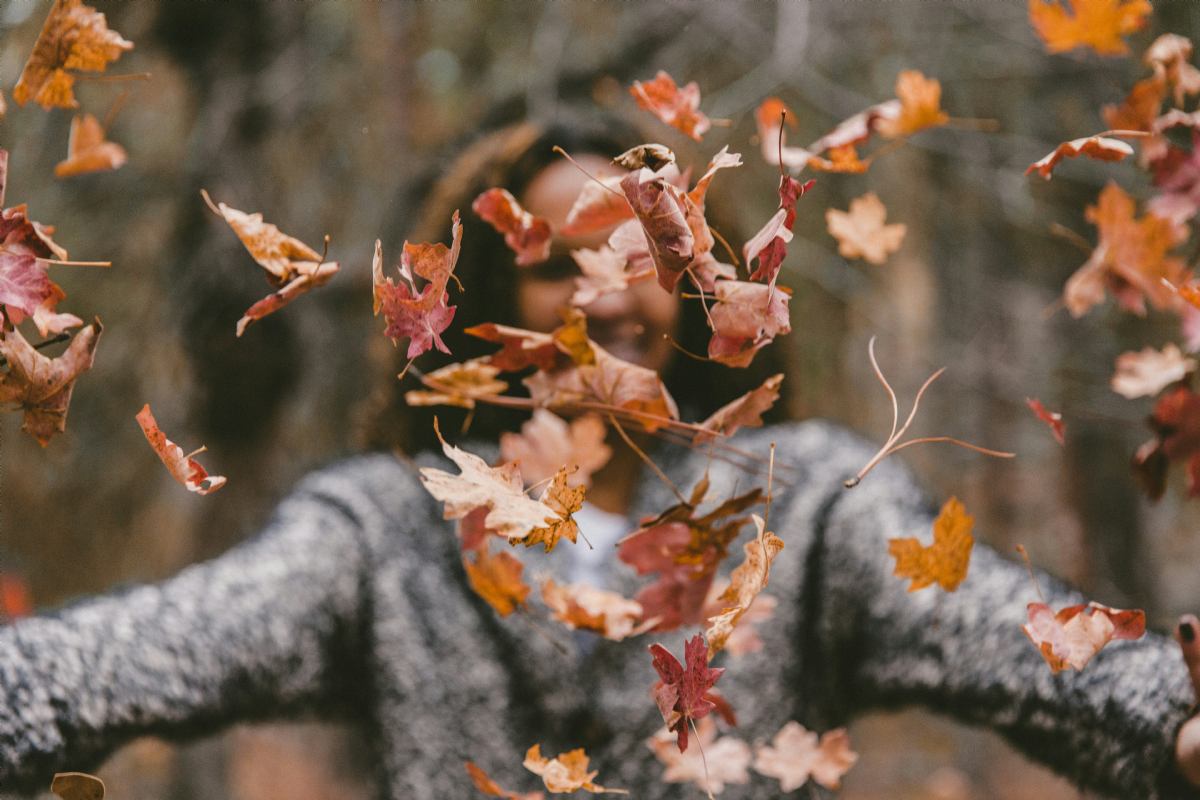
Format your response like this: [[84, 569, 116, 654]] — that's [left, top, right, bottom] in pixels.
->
[[608, 413, 686, 504]]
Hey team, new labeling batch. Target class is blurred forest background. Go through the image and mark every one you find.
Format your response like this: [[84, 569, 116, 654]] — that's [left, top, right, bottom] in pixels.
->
[[3, 1, 1200, 798]]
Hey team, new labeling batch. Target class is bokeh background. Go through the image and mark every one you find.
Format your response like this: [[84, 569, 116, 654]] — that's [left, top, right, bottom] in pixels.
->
[[3, 1, 1200, 798]]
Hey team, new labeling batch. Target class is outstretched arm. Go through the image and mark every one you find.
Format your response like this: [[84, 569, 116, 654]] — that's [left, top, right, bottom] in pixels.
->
[[804, 456, 1198, 799], [0, 453, 402, 794]]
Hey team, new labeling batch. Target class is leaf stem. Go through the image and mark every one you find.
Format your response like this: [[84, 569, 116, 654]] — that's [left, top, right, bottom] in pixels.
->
[[608, 413, 686, 504]]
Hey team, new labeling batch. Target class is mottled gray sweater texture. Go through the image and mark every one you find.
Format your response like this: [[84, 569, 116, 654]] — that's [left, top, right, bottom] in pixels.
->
[[1, 420, 1198, 798]]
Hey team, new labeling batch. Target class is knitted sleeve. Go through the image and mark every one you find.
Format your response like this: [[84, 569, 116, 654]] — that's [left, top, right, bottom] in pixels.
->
[[0, 452, 410, 795], [800, 429, 1199, 799]]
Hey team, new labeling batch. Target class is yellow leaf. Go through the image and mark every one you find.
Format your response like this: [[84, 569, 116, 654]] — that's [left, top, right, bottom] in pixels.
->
[[888, 496, 974, 592]]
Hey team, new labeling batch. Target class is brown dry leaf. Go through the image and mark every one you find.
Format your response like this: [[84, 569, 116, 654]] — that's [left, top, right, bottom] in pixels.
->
[[1112, 344, 1198, 398], [418, 422, 560, 540], [51, 772, 104, 800], [702, 580, 777, 657], [629, 71, 710, 142], [694, 374, 784, 445], [704, 514, 784, 658], [465, 762, 544, 800], [612, 144, 676, 172], [541, 579, 646, 641], [499, 409, 612, 488], [753, 722, 858, 792], [14, 0, 133, 110], [135, 403, 227, 495], [520, 468, 586, 553], [201, 190, 339, 336], [647, 717, 751, 795], [1023, 602, 1145, 672], [405, 358, 507, 409], [0, 318, 101, 447], [825, 192, 906, 265], [888, 496, 974, 592], [1026, 135, 1134, 180], [464, 547, 530, 617], [1063, 182, 1188, 317], [54, 113, 127, 178], [1028, 0, 1152, 56], [877, 70, 950, 139], [619, 166, 694, 293], [706, 282, 792, 369], [523, 745, 627, 794]]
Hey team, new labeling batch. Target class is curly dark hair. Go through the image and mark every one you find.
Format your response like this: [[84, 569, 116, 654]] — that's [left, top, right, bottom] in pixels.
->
[[355, 104, 794, 456]]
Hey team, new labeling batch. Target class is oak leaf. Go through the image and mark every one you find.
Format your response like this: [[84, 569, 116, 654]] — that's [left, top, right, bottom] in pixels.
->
[[888, 496, 974, 592], [1026, 135, 1134, 180], [418, 422, 560, 540], [1112, 344, 1197, 399], [825, 192, 906, 265], [876, 70, 950, 139], [522, 745, 626, 794], [54, 113, 127, 178], [405, 358, 507, 409], [499, 409, 612, 488], [704, 514, 784, 658], [648, 635, 729, 753], [1022, 601, 1145, 672], [472, 188, 553, 267], [1026, 397, 1066, 445], [373, 214, 462, 358], [135, 403, 226, 495], [1028, 0, 1151, 56], [629, 71, 711, 141], [753, 722, 858, 791], [14, 0, 133, 110], [0, 318, 101, 447], [694, 373, 784, 444], [464, 547, 530, 617], [541, 579, 646, 641], [464, 762, 544, 800], [202, 190, 340, 337], [647, 717, 751, 794]]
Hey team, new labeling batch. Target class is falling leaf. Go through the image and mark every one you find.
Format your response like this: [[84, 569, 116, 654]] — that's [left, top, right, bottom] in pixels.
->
[[888, 496, 974, 592], [1026, 135, 1135, 180], [13, 0, 133, 110], [499, 409, 612, 488], [702, 580, 777, 658], [0, 150, 72, 325], [620, 166, 694, 292], [744, 175, 815, 287], [405, 358, 508, 409], [466, 322, 561, 372], [612, 144, 676, 172], [753, 722, 858, 792], [419, 422, 560, 540], [50, 772, 104, 800], [647, 717, 751, 795], [694, 374, 784, 444], [1133, 385, 1200, 498], [1023, 601, 1145, 672], [541, 579, 647, 641], [648, 635, 730, 753], [1145, 34, 1200, 105], [135, 403, 227, 495], [523, 745, 626, 794], [0, 573, 32, 620], [373, 214, 462, 358], [202, 190, 340, 337], [561, 176, 634, 236], [464, 762, 544, 800], [1103, 73, 1166, 132], [704, 514, 784, 658], [1028, 0, 1152, 56], [1062, 182, 1188, 317], [0, 319, 101, 447], [629, 71, 711, 141], [54, 113, 127, 178], [825, 192, 907, 265], [707, 281, 792, 368], [804, 143, 872, 174], [464, 546, 531, 617], [569, 245, 654, 308], [1026, 397, 1066, 445], [876, 70, 950, 139], [1112, 344, 1197, 398], [520, 468, 586, 552], [472, 188, 553, 267], [755, 97, 813, 173]]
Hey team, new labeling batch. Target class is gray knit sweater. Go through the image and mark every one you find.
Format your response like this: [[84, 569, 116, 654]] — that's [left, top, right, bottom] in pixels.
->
[[0, 420, 1196, 798]]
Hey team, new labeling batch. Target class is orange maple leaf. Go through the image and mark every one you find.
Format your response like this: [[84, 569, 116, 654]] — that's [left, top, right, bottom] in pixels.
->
[[14, 0, 133, 110], [523, 745, 626, 794], [1028, 0, 1152, 56], [541, 579, 647, 641], [464, 547, 530, 617], [888, 496, 974, 592], [825, 192, 907, 265], [877, 70, 949, 139], [629, 71, 710, 142], [54, 113, 127, 178], [404, 358, 507, 409], [520, 468, 586, 553], [464, 762, 543, 800]]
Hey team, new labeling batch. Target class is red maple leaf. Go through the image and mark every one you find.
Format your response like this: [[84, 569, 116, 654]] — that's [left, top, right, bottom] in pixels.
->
[[648, 635, 731, 753], [744, 175, 815, 288], [1134, 385, 1200, 498], [373, 212, 462, 359]]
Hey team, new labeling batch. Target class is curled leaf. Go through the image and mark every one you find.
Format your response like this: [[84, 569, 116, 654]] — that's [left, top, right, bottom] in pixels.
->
[[0, 319, 101, 447], [14, 0, 133, 110], [694, 374, 784, 445], [54, 113, 127, 178], [135, 403, 226, 495], [472, 188, 552, 267], [464, 761, 544, 800], [1026, 135, 1134, 180], [1023, 601, 1145, 672], [1026, 397, 1066, 445], [541, 579, 646, 641], [523, 745, 626, 794], [1112, 344, 1197, 399], [405, 358, 508, 409], [704, 514, 784, 658], [629, 71, 710, 141]]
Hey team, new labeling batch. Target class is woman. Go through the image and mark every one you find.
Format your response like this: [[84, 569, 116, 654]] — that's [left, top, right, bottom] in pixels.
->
[[2, 110, 1200, 800]]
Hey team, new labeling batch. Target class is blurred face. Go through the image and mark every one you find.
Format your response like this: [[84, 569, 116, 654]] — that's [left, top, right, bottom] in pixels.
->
[[517, 156, 680, 372]]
